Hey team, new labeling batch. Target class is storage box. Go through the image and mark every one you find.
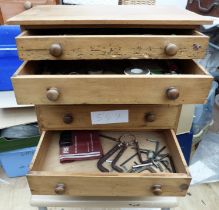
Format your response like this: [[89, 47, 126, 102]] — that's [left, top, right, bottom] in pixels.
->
[[0, 25, 22, 91], [0, 135, 39, 152], [0, 147, 36, 178]]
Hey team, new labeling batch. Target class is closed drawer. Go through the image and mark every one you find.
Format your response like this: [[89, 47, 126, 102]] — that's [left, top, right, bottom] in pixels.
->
[[27, 129, 191, 197], [36, 105, 181, 130], [12, 59, 212, 105], [16, 29, 208, 60]]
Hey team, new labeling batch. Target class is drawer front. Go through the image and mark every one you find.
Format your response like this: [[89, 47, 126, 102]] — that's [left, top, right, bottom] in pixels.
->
[[36, 105, 181, 130], [17, 30, 208, 60], [27, 130, 191, 197], [12, 60, 212, 105]]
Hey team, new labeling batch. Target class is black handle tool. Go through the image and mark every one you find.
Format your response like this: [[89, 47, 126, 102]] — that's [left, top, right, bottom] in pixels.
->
[[111, 143, 128, 172], [97, 142, 123, 172]]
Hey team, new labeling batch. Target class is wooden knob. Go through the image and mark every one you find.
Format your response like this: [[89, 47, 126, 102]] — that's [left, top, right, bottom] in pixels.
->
[[46, 87, 59, 101], [24, 1, 32, 10], [54, 183, 65, 194], [49, 43, 63, 57], [145, 112, 156, 122], [152, 184, 162, 195], [165, 43, 178, 56], [166, 87, 179, 100], [63, 114, 73, 124]]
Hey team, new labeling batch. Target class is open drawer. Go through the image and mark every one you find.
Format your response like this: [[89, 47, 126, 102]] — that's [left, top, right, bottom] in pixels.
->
[[12, 59, 212, 105], [16, 29, 208, 60], [27, 129, 191, 197], [36, 104, 181, 131]]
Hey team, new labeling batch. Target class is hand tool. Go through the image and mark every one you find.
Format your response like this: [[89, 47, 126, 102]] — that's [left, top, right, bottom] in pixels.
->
[[136, 165, 156, 173], [97, 142, 123, 172], [111, 143, 128, 172], [146, 139, 160, 155], [132, 162, 153, 169], [168, 155, 176, 173], [120, 152, 138, 167], [160, 160, 172, 172], [154, 146, 166, 158], [99, 134, 120, 143], [133, 140, 150, 164]]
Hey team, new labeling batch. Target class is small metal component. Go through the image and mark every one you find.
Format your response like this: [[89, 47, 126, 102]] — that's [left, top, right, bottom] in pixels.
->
[[147, 151, 154, 159], [99, 134, 120, 143], [120, 152, 138, 166]]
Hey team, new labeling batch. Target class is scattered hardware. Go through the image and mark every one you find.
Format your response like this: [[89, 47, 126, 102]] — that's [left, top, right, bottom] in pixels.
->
[[96, 133, 176, 173], [59, 132, 176, 173]]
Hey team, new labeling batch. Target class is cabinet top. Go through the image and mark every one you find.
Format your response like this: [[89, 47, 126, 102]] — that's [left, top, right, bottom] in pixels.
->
[[7, 5, 212, 28]]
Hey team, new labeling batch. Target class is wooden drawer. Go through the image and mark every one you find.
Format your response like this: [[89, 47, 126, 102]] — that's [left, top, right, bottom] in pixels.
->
[[27, 129, 191, 197], [16, 29, 208, 60], [12, 59, 212, 105], [36, 105, 181, 130]]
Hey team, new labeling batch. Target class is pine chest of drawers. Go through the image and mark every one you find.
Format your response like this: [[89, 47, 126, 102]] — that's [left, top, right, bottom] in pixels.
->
[[8, 5, 212, 197]]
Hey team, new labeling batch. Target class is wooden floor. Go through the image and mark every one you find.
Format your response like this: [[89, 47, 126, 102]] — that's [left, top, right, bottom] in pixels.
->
[[0, 168, 218, 210]]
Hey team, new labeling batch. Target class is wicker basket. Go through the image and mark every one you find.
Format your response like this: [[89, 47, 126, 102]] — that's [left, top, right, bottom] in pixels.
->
[[118, 0, 155, 5]]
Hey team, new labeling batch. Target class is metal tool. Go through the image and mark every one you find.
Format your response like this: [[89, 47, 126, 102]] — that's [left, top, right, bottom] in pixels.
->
[[97, 142, 123, 172], [133, 140, 150, 164], [160, 160, 172, 172], [132, 162, 153, 169], [154, 146, 166, 158], [136, 166, 156, 173], [111, 143, 128, 172], [146, 139, 160, 155], [120, 152, 138, 167]]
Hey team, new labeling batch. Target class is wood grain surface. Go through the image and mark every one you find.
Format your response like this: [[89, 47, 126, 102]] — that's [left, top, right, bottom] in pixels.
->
[[16, 30, 208, 60], [12, 60, 212, 105], [36, 104, 181, 130], [7, 5, 213, 26]]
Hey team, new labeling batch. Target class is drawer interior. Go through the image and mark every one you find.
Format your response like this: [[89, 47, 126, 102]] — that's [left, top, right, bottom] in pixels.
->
[[16, 59, 208, 76], [30, 130, 189, 175], [20, 28, 202, 36]]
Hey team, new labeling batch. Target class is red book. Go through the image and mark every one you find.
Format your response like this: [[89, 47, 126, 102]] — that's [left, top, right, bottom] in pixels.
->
[[59, 131, 103, 163]]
